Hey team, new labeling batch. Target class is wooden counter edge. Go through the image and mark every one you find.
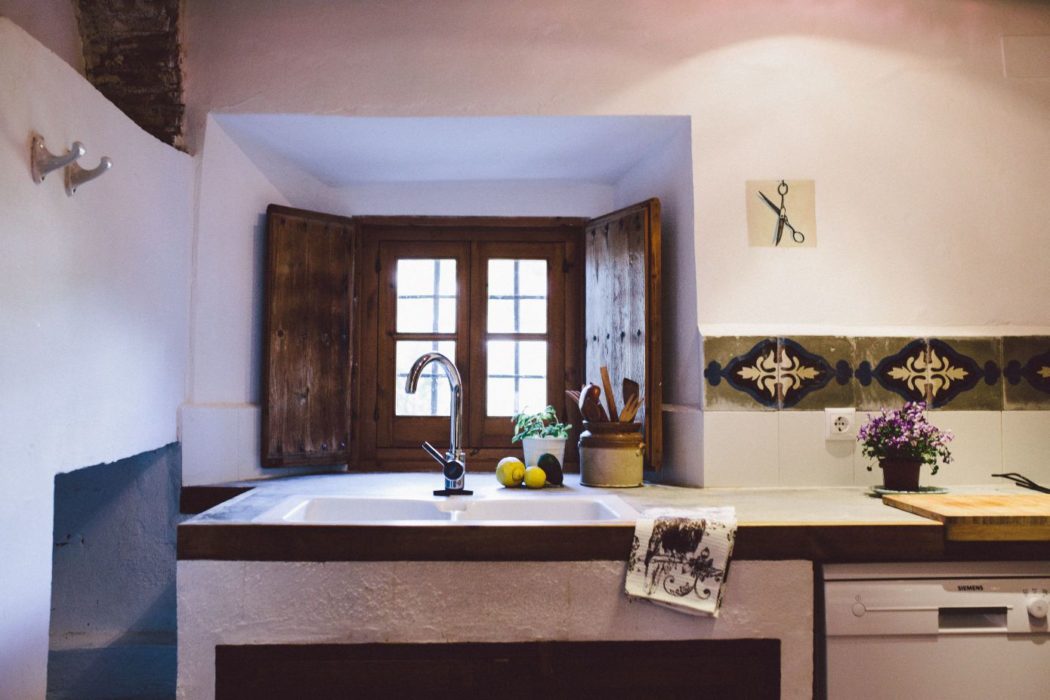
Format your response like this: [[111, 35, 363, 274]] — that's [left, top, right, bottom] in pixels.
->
[[177, 521, 949, 563]]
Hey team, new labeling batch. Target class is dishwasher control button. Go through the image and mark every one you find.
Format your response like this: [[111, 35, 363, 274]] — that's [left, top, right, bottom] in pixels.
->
[[1025, 594, 1049, 620], [851, 602, 867, 617]]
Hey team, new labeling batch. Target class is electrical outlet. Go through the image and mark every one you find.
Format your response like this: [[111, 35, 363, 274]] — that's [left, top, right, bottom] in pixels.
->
[[825, 408, 856, 441]]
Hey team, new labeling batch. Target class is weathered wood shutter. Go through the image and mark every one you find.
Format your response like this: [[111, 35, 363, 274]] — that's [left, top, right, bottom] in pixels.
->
[[261, 205, 355, 467], [585, 199, 662, 469]]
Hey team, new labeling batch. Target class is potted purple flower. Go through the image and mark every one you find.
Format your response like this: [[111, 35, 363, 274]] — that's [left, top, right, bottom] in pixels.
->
[[857, 401, 954, 491]]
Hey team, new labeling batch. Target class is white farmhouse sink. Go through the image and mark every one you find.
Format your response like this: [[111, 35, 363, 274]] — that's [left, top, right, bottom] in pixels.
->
[[252, 494, 638, 525], [453, 497, 636, 522]]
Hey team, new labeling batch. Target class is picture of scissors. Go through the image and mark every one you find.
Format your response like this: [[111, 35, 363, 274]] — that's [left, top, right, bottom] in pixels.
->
[[757, 180, 805, 246]]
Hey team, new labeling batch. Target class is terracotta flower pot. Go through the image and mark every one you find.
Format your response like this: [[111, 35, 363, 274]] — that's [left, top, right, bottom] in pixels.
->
[[879, 457, 923, 491]]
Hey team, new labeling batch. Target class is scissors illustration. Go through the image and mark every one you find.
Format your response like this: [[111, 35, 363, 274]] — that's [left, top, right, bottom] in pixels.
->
[[757, 180, 805, 246]]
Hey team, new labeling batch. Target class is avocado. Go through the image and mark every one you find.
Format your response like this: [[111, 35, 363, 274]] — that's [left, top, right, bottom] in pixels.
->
[[537, 453, 563, 486]]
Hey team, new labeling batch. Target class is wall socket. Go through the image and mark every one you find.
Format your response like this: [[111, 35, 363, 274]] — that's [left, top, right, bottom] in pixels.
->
[[824, 408, 856, 441]]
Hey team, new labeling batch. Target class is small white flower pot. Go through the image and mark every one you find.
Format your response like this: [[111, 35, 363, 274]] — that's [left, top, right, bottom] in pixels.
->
[[521, 437, 567, 467]]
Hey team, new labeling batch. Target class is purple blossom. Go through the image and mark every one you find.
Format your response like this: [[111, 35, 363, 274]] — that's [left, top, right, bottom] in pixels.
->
[[857, 401, 953, 475]]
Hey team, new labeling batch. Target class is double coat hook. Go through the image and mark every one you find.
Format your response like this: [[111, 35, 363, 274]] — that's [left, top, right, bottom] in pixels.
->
[[29, 133, 112, 195]]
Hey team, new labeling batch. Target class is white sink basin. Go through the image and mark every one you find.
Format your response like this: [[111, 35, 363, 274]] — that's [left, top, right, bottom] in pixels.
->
[[252, 494, 638, 525], [453, 497, 635, 522]]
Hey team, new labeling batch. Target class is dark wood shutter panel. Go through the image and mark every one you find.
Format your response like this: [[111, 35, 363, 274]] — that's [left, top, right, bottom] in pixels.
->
[[261, 205, 355, 467], [585, 199, 662, 469]]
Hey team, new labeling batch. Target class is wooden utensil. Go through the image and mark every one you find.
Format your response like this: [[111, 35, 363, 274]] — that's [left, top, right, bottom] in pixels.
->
[[620, 394, 643, 422], [564, 390, 582, 422], [578, 384, 605, 422], [622, 378, 640, 407], [599, 366, 619, 421]]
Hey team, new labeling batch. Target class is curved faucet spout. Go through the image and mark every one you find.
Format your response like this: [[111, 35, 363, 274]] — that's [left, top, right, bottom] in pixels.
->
[[405, 352, 465, 490]]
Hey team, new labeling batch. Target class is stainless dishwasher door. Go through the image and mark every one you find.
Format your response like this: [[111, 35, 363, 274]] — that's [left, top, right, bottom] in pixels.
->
[[824, 562, 1050, 700]]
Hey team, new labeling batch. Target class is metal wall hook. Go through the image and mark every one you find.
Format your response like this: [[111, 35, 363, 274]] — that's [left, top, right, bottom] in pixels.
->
[[31, 135, 85, 183], [65, 157, 112, 196]]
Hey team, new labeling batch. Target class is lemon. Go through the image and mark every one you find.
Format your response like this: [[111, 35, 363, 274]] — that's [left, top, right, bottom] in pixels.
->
[[496, 458, 526, 487], [523, 465, 547, 489]]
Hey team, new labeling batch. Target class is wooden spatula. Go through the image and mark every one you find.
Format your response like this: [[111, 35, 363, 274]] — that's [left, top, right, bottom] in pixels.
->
[[622, 378, 640, 407], [620, 394, 643, 422]]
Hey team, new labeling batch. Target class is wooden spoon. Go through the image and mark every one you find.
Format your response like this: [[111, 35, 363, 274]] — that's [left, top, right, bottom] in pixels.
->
[[599, 366, 619, 421], [578, 384, 605, 422]]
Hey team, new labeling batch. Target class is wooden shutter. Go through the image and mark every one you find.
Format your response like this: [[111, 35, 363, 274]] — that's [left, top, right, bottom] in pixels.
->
[[261, 205, 355, 467], [585, 199, 662, 469]]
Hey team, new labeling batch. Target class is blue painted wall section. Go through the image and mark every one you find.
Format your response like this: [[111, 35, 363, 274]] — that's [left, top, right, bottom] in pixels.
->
[[704, 336, 1050, 410], [47, 443, 183, 700]]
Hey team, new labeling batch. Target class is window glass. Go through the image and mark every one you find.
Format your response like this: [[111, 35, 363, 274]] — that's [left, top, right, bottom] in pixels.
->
[[486, 340, 547, 416], [396, 259, 456, 333], [487, 259, 546, 333], [396, 340, 456, 416]]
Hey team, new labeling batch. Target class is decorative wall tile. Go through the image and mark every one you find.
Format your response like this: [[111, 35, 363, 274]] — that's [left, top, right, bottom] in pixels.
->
[[780, 336, 854, 409], [1003, 337, 1050, 409], [702, 334, 1042, 412], [926, 338, 1002, 410], [853, 337, 924, 409], [702, 336, 778, 410]]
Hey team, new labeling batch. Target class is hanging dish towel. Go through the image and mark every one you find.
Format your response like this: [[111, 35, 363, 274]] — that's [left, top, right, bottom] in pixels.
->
[[624, 507, 737, 617]]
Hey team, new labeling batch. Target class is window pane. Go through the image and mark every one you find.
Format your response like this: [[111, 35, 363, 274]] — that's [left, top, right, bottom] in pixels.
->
[[487, 259, 547, 333], [517, 259, 547, 296], [516, 299, 546, 333], [487, 259, 516, 296], [396, 259, 456, 333], [396, 340, 456, 416], [486, 340, 547, 416]]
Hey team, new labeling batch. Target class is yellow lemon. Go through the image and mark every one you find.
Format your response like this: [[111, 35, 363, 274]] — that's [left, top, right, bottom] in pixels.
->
[[523, 466, 547, 489], [496, 458, 526, 487]]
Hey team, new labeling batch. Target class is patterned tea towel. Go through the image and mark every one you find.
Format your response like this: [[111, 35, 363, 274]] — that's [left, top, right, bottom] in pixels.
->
[[624, 507, 737, 617]]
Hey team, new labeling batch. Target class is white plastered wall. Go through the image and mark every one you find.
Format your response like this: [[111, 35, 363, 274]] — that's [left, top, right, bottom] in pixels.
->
[[178, 559, 812, 700], [179, 0, 1050, 487], [0, 19, 192, 699]]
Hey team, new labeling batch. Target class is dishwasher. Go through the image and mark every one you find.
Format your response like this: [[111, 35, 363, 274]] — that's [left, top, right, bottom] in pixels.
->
[[823, 562, 1050, 699]]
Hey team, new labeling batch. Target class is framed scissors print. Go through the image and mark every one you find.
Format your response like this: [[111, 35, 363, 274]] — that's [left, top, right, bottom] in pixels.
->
[[746, 179, 815, 247]]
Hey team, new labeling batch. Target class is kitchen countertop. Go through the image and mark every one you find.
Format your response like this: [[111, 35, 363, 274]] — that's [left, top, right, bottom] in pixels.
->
[[177, 473, 1050, 563]]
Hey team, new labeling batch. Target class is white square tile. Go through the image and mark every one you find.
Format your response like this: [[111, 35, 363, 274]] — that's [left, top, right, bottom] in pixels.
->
[[853, 411, 883, 487], [778, 412, 855, 487], [179, 404, 240, 485], [236, 405, 263, 480], [926, 411, 1002, 486], [1002, 411, 1050, 485], [657, 409, 704, 486], [702, 412, 778, 487]]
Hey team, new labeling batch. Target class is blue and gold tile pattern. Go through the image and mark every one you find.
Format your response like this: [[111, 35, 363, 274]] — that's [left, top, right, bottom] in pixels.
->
[[703, 335, 1049, 411]]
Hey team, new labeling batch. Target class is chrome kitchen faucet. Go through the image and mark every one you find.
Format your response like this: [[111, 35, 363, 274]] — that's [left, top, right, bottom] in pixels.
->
[[405, 352, 472, 495]]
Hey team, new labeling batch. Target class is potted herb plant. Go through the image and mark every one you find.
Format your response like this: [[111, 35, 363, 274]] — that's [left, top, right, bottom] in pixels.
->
[[857, 401, 954, 491], [512, 405, 571, 468]]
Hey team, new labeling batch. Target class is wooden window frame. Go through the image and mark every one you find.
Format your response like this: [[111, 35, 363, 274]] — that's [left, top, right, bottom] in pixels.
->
[[355, 217, 586, 472]]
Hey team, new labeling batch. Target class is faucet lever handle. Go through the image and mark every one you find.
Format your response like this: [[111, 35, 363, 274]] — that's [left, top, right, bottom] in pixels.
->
[[421, 441, 446, 467]]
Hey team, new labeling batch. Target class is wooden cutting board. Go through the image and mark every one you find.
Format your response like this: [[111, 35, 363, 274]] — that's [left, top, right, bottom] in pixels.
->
[[882, 493, 1050, 541]]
